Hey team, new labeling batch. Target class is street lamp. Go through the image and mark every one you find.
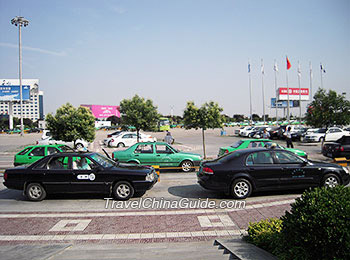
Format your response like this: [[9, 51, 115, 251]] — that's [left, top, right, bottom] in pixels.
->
[[11, 16, 29, 137]]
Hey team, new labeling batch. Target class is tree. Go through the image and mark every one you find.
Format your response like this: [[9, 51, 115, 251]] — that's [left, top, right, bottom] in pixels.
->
[[233, 114, 245, 122], [305, 88, 350, 128], [46, 103, 95, 147], [119, 95, 159, 141], [183, 101, 224, 158]]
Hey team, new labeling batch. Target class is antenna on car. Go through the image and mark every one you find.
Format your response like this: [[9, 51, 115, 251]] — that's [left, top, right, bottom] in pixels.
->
[[102, 148, 111, 159]]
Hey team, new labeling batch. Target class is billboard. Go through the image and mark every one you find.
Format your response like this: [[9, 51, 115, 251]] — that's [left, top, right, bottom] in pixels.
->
[[277, 87, 309, 101], [271, 98, 300, 108], [0, 85, 30, 101], [81, 104, 120, 118]]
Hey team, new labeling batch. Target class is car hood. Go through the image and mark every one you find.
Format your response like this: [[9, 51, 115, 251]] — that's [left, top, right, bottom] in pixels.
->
[[308, 160, 342, 169], [285, 148, 306, 155]]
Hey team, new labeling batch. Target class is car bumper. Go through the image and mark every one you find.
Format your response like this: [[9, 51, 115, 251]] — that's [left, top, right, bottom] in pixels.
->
[[132, 177, 158, 192], [197, 174, 228, 192]]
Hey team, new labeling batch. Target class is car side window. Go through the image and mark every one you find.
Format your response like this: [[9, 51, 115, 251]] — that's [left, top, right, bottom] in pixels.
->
[[47, 156, 70, 170], [135, 144, 153, 154], [274, 151, 303, 164], [122, 134, 130, 139], [72, 156, 94, 170], [248, 142, 260, 148], [29, 147, 45, 156], [156, 145, 173, 154], [47, 147, 60, 155], [246, 152, 274, 165]]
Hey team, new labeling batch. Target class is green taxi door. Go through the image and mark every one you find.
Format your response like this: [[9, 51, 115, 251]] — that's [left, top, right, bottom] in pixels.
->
[[132, 144, 155, 165], [26, 146, 46, 164], [154, 144, 177, 167]]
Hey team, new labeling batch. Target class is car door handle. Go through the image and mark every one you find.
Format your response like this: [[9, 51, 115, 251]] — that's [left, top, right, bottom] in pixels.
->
[[156, 155, 160, 157], [135, 155, 139, 157], [28, 157, 32, 159]]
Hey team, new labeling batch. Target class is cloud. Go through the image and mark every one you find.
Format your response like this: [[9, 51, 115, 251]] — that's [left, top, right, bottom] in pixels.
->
[[0, 42, 67, 57], [111, 6, 127, 14]]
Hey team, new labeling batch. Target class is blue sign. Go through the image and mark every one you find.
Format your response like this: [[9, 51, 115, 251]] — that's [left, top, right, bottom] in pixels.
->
[[271, 98, 299, 108], [0, 85, 30, 101]]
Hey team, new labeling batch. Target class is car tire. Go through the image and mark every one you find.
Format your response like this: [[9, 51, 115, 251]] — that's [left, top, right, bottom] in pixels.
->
[[231, 178, 252, 199], [26, 183, 46, 201], [117, 142, 125, 148], [322, 174, 340, 188], [108, 140, 114, 147], [75, 143, 84, 149], [180, 160, 193, 172], [113, 181, 134, 200]]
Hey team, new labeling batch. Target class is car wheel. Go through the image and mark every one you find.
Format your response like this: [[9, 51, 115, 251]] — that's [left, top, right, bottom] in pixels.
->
[[180, 160, 193, 172], [26, 183, 46, 201], [113, 181, 134, 200], [231, 178, 252, 199], [117, 142, 125, 148], [108, 140, 114, 147], [75, 143, 84, 149], [319, 137, 324, 143], [322, 174, 340, 188]]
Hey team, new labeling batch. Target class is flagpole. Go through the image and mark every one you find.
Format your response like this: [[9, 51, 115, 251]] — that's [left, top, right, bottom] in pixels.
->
[[320, 63, 324, 89], [286, 56, 290, 124], [274, 60, 278, 123], [298, 61, 302, 123], [261, 59, 266, 124], [248, 61, 253, 125], [309, 61, 313, 99]]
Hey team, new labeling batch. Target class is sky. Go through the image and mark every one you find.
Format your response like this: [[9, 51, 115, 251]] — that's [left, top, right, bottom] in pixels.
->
[[0, 0, 349, 118]]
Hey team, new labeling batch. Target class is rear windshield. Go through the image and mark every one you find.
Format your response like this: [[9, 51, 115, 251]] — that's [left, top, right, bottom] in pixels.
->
[[59, 145, 74, 152], [231, 140, 244, 148]]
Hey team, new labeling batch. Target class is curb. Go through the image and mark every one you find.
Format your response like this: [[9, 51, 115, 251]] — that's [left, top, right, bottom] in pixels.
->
[[214, 238, 277, 260]]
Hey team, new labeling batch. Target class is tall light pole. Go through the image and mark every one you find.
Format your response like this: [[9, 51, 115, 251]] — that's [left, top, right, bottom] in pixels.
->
[[11, 16, 29, 137]]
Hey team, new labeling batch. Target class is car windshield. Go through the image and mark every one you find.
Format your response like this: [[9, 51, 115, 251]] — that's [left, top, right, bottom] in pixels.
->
[[90, 153, 118, 168], [216, 150, 244, 162], [317, 129, 327, 133], [231, 140, 244, 148]]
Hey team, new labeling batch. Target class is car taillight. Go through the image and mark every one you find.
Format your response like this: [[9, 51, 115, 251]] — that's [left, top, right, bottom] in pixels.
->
[[225, 149, 229, 154], [203, 167, 214, 174], [107, 134, 111, 138], [112, 153, 115, 159], [340, 146, 344, 152], [4, 173, 7, 181]]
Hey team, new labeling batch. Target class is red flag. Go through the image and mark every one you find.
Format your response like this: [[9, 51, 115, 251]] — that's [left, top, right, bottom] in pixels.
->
[[286, 56, 291, 70]]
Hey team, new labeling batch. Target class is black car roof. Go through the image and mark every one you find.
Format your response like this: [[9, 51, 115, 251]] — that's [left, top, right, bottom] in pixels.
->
[[47, 151, 96, 157]]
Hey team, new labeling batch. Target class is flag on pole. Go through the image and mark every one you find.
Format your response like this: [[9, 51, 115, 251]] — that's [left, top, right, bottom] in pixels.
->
[[320, 64, 326, 73], [274, 61, 278, 72], [248, 62, 251, 73], [286, 56, 291, 70]]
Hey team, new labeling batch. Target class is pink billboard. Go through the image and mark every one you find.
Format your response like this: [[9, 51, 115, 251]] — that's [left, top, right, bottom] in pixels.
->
[[81, 104, 120, 118]]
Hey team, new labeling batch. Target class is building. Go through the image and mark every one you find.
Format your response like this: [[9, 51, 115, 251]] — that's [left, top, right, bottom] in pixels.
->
[[0, 79, 44, 122]]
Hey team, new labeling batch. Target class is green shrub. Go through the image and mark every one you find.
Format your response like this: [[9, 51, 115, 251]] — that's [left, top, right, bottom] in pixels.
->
[[246, 218, 283, 253], [278, 186, 350, 260]]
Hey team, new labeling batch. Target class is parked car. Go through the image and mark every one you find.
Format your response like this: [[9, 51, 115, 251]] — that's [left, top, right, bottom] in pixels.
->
[[38, 130, 89, 149], [236, 126, 252, 136], [4, 152, 158, 201], [322, 136, 350, 159], [267, 126, 280, 139], [303, 128, 327, 143], [113, 142, 202, 172], [251, 127, 270, 138], [14, 144, 74, 166], [291, 127, 308, 141], [107, 130, 123, 138], [198, 148, 350, 199], [104, 132, 157, 148], [218, 139, 307, 158], [241, 126, 260, 137], [324, 127, 350, 142]]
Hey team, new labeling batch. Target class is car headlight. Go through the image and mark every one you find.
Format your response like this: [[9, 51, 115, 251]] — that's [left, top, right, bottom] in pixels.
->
[[146, 172, 155, 181], [342, 166, 349, 174]]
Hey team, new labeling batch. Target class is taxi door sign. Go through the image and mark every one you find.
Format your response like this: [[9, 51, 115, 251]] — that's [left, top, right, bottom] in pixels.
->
[[77, 173, 96, 181]]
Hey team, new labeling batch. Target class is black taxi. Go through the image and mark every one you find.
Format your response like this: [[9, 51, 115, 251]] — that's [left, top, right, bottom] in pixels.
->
[[4, 152, 158, 201]]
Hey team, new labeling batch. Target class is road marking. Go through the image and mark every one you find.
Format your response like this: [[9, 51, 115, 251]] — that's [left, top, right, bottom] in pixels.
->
[[197, 214, 235, 228], [0, 229, 243, 241], [0, 199, 295, 218], [49, 219, 92, 232]]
